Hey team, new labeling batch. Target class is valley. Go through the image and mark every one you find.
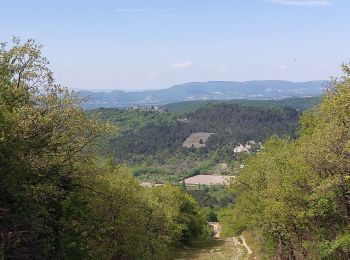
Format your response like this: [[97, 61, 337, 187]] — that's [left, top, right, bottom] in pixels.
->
[[80, 81, 325, 109], [87, 97, 315, 259], [92, 100, 304, 183], [2, 34, 350, 259]]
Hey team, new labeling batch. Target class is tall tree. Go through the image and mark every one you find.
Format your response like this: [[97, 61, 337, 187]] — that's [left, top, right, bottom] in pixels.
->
[[229, 64, 350, 259], [0, 38, 208, 259], [0, 38, 111, 258]]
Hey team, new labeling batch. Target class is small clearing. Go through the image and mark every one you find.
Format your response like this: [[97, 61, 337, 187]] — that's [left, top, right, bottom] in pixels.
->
[[181, 175, 233, 186], [182, 132, 214, 148]]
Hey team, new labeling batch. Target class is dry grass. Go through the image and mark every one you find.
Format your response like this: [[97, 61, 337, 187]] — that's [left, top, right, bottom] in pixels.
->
[[182, 175, 233, 186], [182, 132, 214, 148]]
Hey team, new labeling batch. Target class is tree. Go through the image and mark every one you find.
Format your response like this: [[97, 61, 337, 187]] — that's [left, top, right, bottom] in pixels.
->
[[147, 184, 208, 247], [0, 38, 210, 259], [0, 38, 113, 258], [229, 64, 350, 259]]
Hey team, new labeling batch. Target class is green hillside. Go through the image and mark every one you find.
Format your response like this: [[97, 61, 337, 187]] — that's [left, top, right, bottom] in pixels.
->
[[164, 97, 321, 113], [92, 102, 300, 182], [3, 37, 350, 260]]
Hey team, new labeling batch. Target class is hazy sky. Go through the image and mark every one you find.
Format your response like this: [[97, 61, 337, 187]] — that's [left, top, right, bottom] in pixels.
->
[[1, 0, 349, 90]]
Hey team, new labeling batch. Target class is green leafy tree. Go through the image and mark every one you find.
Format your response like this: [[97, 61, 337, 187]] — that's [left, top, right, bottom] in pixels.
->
[[0, 38, 208, 259], [0, 38, 112, 258], [229, 64, 350, 259]]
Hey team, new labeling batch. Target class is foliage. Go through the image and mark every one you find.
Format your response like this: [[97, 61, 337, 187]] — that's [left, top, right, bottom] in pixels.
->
[[92, 101, 300, 182], [147, 184, 209, 246], [229, 65, 350, 259], [0, 38, 207, 259], [99, 103, 299, 161], [165, 97, 320, 113], [186, 186, 235, 209]]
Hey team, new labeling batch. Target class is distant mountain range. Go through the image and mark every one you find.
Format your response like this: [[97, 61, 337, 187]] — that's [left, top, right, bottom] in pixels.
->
[[79, 80, 326, 109]]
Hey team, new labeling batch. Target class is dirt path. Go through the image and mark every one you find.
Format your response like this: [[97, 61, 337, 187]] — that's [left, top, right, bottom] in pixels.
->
[[240, 236, 252, 255], [175, 223, 253, 260]]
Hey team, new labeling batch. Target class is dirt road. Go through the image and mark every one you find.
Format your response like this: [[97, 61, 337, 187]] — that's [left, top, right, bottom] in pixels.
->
[[176, 222, 253, 260]]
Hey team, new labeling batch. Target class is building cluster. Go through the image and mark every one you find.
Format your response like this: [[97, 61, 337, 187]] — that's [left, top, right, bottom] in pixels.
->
[[127, 105, 167, 113], [177, 118, 189, 123], [233, 140, 262, 154]]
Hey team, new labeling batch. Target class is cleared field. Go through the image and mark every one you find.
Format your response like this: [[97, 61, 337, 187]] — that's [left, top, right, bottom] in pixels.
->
[[182, 175, 233, 186], [182, 132, 214, 148]]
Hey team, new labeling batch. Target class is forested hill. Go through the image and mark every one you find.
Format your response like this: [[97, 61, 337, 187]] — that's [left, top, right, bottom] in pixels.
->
[[4, 38, 350, 259], [80, 80, 325, 109], [94, 103, 299, 163], [164, 96, 321, 113]]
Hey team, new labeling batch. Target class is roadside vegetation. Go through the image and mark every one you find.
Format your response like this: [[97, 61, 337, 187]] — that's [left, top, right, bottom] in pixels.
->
[[224, 65, 350, 258], [0, 38, 208, 259]]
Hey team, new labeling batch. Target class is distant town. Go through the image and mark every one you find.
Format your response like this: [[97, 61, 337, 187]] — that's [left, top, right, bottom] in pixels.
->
[[126, 105, 167, 113]]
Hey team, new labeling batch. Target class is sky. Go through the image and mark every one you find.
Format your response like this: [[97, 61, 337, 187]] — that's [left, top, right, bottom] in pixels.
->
[[1, 0, 349, 91]]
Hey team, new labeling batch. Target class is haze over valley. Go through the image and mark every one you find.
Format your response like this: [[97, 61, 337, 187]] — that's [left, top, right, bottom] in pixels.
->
[[80, 80, 325, 109], [2, 0, 350, 259]]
